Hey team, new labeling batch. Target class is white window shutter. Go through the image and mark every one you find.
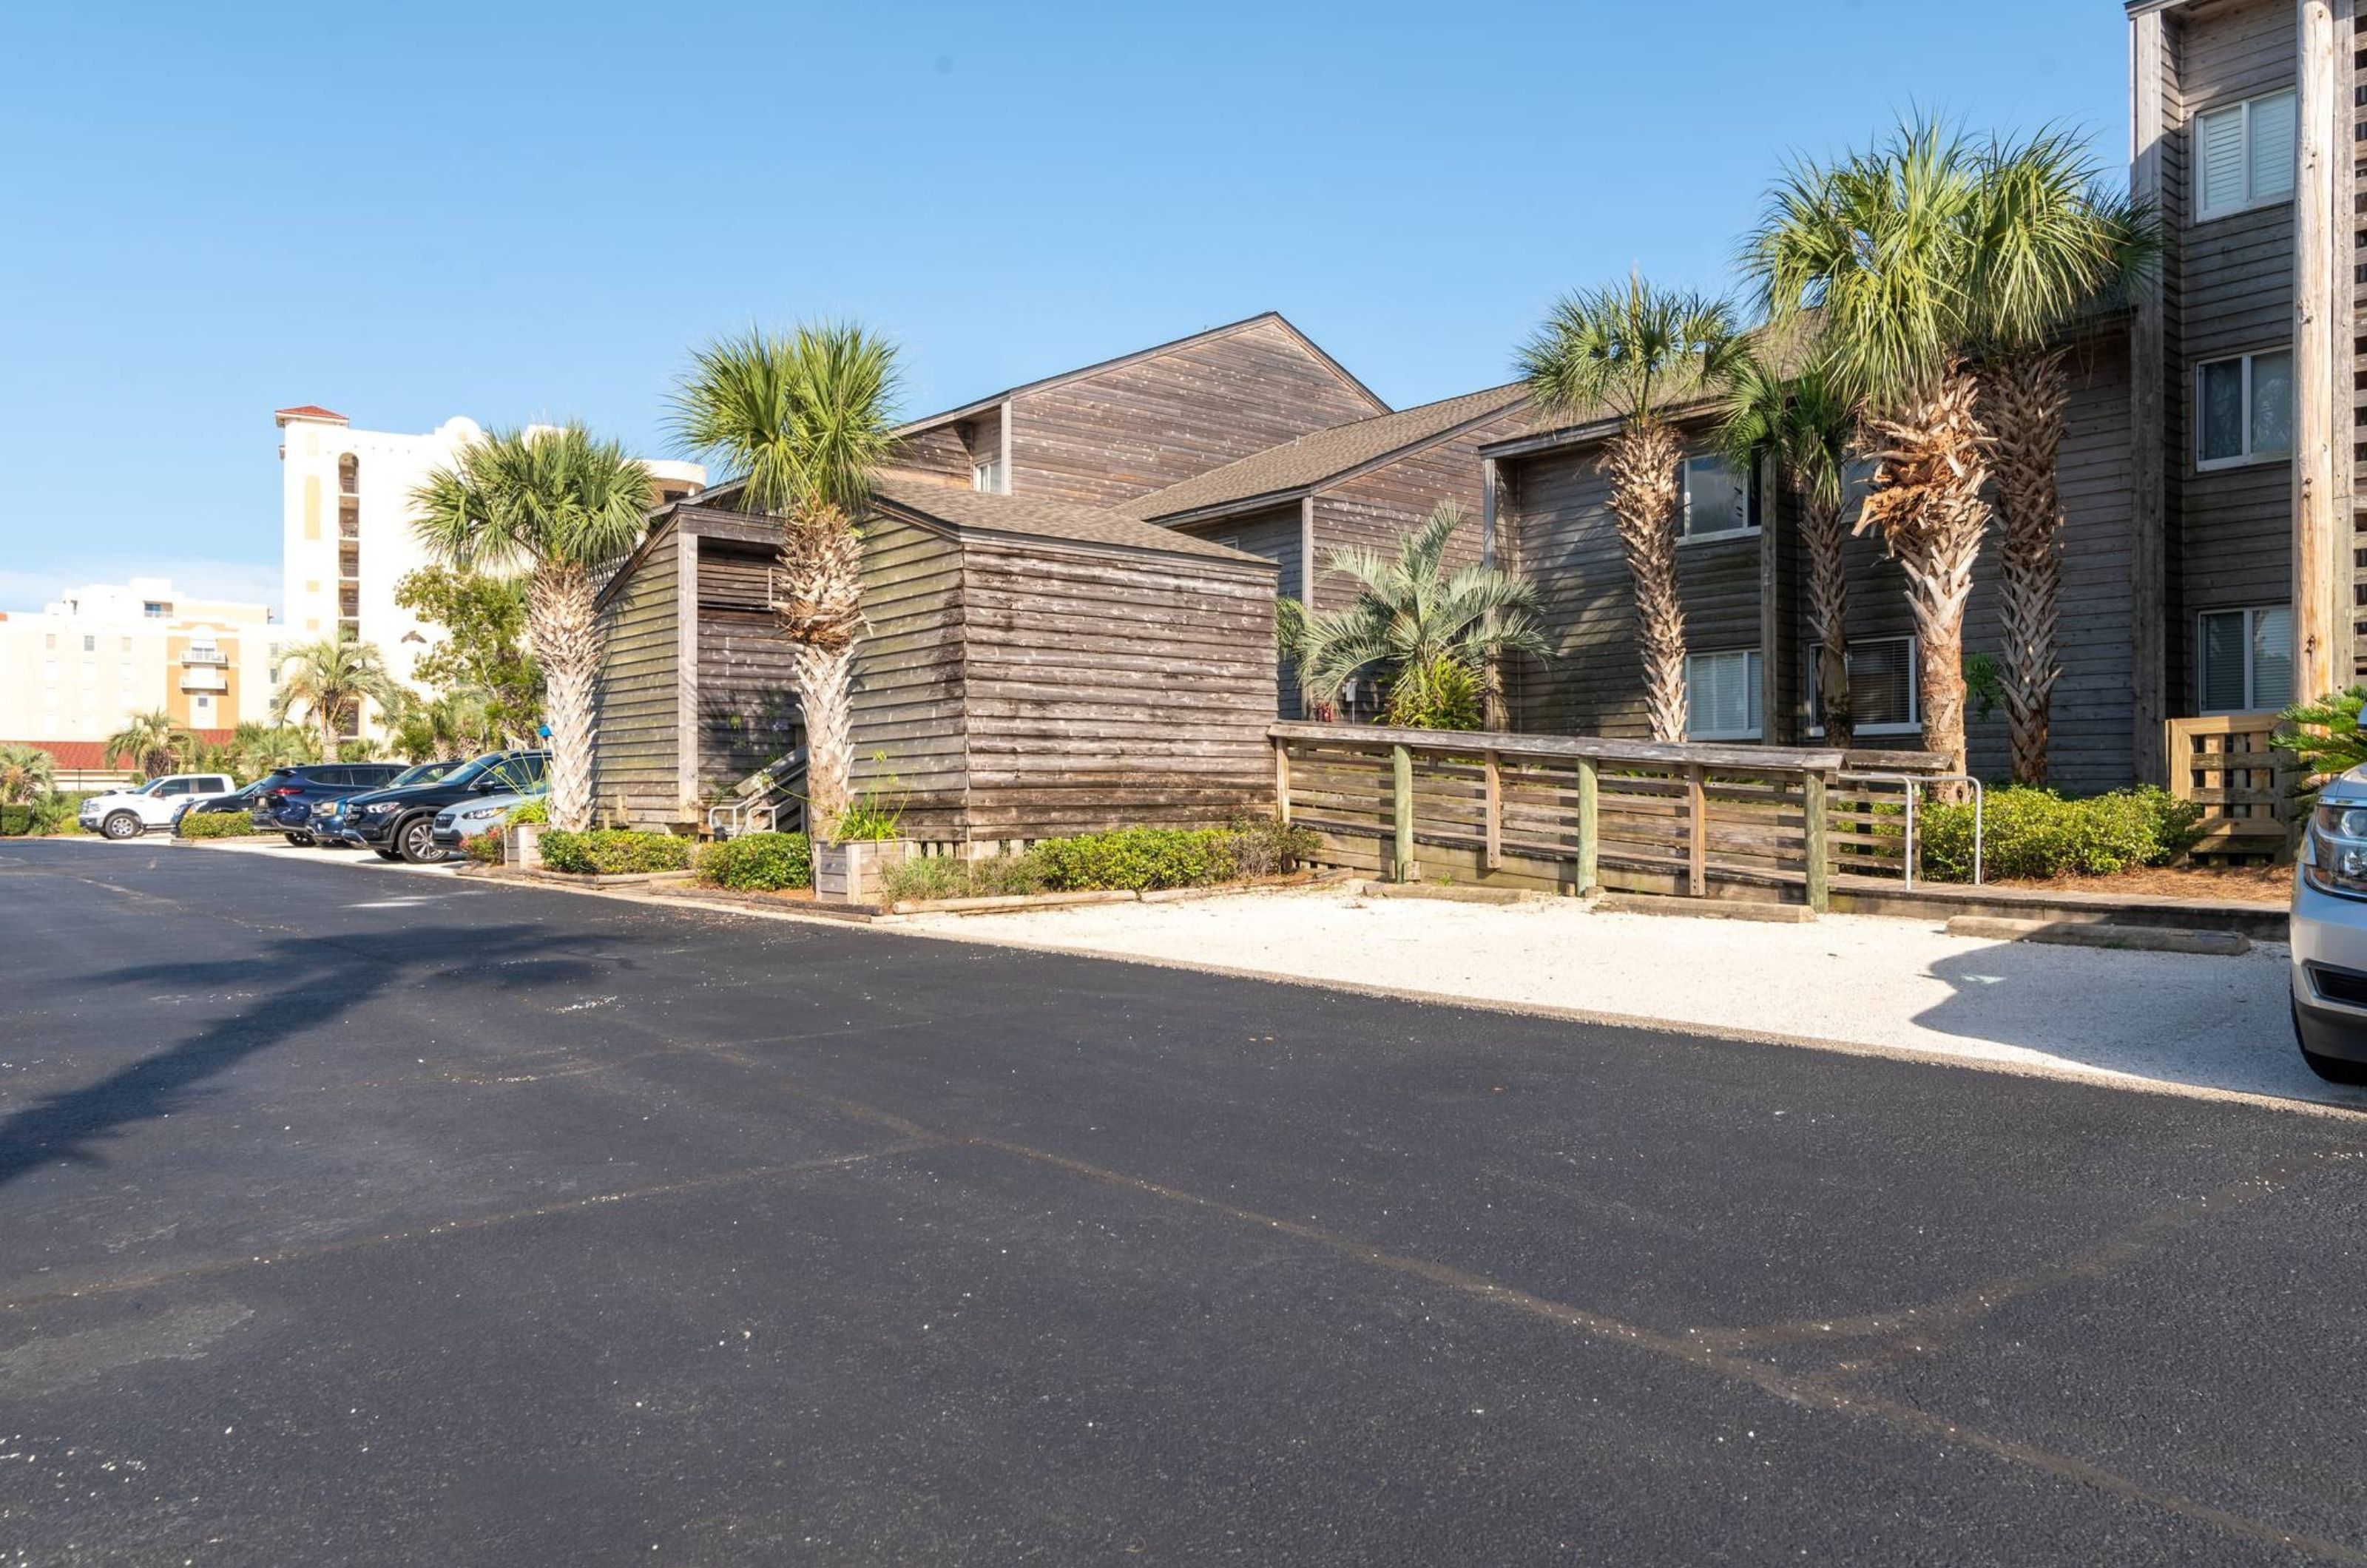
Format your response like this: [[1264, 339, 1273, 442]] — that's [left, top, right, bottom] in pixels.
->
[[2197, 104, 2246, 217], [2248, 89, 2297, 203]]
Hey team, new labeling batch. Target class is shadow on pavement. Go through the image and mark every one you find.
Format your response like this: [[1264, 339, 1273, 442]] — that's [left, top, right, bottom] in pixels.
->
[[0, 923, 613, 1188]]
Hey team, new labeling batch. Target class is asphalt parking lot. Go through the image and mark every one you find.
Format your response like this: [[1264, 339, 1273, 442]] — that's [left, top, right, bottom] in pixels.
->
[[6, 836, 2367, 1565]]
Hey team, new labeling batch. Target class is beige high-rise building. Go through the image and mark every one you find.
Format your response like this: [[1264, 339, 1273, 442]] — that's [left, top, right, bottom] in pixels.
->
[[0, 578, 280, 746], [275, 405, 703, 737]]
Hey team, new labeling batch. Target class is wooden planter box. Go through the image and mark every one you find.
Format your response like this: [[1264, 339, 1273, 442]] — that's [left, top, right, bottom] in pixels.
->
[[504, 822, 544, 871], [813, 839, 913, 904]]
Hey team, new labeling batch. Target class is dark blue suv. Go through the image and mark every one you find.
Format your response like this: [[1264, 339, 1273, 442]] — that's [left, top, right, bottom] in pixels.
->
[[249, 763, 409, 845]]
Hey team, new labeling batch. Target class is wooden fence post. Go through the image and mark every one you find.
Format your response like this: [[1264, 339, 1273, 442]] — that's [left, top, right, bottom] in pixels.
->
[[1574, 757, 1598, 893], [1803, 771, 1829, 915], [1483, 749, 1502, 871], [1391, 743, 1415, 882], [1274, 737, 1292, 825], [1686, 765, 1709, 897]]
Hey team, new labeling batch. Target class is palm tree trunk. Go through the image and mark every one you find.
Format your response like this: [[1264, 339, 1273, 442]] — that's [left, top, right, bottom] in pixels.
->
[[1604, 421, 1689, 743], [794, 643, 857, 830], [1983, 350, 2067, 786], [1801, 490, 1853, 749], [528, 562, 601, 832], [1857, 362, 1992, 786], [774, 501, 868, 837]]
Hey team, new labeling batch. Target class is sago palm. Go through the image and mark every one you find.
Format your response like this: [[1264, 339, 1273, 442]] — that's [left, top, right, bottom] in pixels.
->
[[1717, 342, 1860, 746], [104, 709, 192, 780], [1966, 130, 2158, 783], [0, 743, 55, 804], [271, 634, 404, 768], [1750, 119, 1993, 780], [669, 322, 902, 834], [1519, 274, 1742, 741], [1277, 501, 1550, 730], [411, 424, 652, 831]]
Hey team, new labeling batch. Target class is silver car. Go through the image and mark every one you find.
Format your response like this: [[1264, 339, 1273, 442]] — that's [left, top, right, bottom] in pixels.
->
[[2291, 764, 2367, 1083]]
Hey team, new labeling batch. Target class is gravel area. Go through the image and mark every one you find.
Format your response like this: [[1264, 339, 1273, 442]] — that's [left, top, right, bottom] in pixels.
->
[[901, 885, 2363, 1112]]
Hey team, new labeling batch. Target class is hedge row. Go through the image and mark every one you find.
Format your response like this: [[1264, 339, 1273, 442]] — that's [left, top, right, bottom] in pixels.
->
[[538, 828, 693, 876], [881, 820, 1320, 904], [177, 812, 270, 839], [1919, 785, 2202, 882], [696, 831, 813, 892]]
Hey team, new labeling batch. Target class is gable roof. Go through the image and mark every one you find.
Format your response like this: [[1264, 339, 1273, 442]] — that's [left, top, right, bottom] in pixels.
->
[[274, 405, 348, 426], [1118, 384, 1529, 522], [896, 312, 1390, 433], [871, 473, 1268, 565]]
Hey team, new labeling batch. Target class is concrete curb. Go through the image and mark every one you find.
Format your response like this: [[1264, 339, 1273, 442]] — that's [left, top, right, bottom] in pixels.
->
[[1945, 915, 2252, 956], [1354, 881, 1541, 907]]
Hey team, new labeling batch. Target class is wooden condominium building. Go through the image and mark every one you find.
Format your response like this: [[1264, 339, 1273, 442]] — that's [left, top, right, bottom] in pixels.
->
[[1473, 0, 2362, 788]]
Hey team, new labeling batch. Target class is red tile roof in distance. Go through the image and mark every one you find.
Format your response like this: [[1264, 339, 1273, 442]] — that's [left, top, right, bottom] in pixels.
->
[[4, 731, 237, 771], [274, 404, 348, 425]]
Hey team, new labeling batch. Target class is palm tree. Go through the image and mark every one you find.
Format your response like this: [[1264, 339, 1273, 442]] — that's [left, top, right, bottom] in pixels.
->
[[0, 743, 55, 804], [231, 720, 313, 778], [1751, 120, 1995, 780], [104, 710, 191, 779], [669, 323, 902, 834], [411, 424, 652, 831], [271, 633, 403, 768], [1519, 274, 1742, 741], [1717, 342, 1861, 746], [1967, 131, 2158, 783], [1276, 502, 1550, 729]]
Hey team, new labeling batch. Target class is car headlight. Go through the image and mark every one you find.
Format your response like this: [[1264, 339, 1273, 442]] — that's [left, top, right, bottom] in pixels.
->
[[459, 804, 504, 820], [2304, 804, 2367, 899], [364, 801, 398, 815]]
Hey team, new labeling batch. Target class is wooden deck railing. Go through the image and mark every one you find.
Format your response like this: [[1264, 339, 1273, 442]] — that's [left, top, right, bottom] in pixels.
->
[[2165, 713, 2297, 862], [1272, 723, 1865, 910]]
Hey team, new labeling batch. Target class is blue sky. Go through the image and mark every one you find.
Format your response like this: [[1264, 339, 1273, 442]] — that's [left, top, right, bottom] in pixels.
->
[[0, 1, 2127, 616]]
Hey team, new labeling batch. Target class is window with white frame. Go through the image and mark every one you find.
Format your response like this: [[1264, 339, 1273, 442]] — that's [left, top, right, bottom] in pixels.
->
[[1679, 453, 1757, 538], [2197, 349, 2293, 467], [2194, 88, 2297, 221], [1808, 635, 1919, 735], [2199, 606, 2293, 712], [970, 457, 1006, 495], [1686, 649, 1763, 740]]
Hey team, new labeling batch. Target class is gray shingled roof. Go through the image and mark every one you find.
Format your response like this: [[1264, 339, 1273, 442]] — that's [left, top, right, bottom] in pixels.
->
[[872, 473, 1270, 565], [1118, 384, 1530, 521]]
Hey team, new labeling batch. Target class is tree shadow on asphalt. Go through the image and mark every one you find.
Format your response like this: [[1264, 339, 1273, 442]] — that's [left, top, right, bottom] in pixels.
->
[[1912, 942, 2367, 1108], [0, 922, 619, 1189]]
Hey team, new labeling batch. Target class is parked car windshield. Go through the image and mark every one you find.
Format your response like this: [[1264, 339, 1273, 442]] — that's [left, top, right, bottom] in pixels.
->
[[391, 760, 459, 788], [441, 754, 510, 788]]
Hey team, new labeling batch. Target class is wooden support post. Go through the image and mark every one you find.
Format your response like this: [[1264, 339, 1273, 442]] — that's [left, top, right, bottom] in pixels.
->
[[1391, 743, 1415, 882], [1574, 757, 1598, 894], [1274, 738, 1292, 825], [2127, 4, 2170, 784], [1483, 749, 1502, 871], [1686, 765, 1709, 897], [1803, 771, 1830, 915]]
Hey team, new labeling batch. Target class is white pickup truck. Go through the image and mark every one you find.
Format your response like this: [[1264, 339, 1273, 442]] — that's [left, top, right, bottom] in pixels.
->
[[78, 774, 238, 839]]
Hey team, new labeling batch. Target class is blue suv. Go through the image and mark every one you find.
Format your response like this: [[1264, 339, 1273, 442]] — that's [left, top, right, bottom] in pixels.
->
[[249, 763, 409, 845]]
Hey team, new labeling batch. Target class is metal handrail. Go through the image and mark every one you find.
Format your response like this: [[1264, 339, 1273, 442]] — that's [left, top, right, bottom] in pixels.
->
[[705, 746, 808, 840], [1839, 771, 1983, 888]]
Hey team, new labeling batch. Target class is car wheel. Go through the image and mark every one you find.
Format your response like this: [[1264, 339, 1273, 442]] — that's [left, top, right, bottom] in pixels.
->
[[397, 816, 448, 865], [101, 811, 142, 840], [374, 848, 404, 862], [285, 832, 315, 847]]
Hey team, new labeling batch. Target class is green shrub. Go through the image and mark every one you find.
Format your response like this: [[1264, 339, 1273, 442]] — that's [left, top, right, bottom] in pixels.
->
[[177, 811, 269, 839], [697, 831, 814, 891], [504, 797, 548, 826], [1385, 657, 1485, 731], [881, 851, 1047, 904], [0, 804, 29, 837], [539, 828, 693, 876], [1920, 785, 2203, 882], [4, 794, 95, 836], [462, 831, 504, 865]]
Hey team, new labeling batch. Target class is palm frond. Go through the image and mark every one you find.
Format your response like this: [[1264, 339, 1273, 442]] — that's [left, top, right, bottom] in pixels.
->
[[668, 322, 902, 517], [1517, 271, 1739, 427]]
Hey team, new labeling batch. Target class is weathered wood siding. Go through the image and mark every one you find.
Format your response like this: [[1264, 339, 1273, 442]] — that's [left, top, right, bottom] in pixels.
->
[[590, 524, 681, 823], [1009, 320, 1385, 507], [956, 541, 1278, 838], [1177, 501, 1303, 718], [693, 541, 801, 797], [1499, 446, 1650, 738], [891, 422, 972, 484], [2170, 0, 2297, 708], [1309, 410, 1519, 567], [848, 516, 970, 839]]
